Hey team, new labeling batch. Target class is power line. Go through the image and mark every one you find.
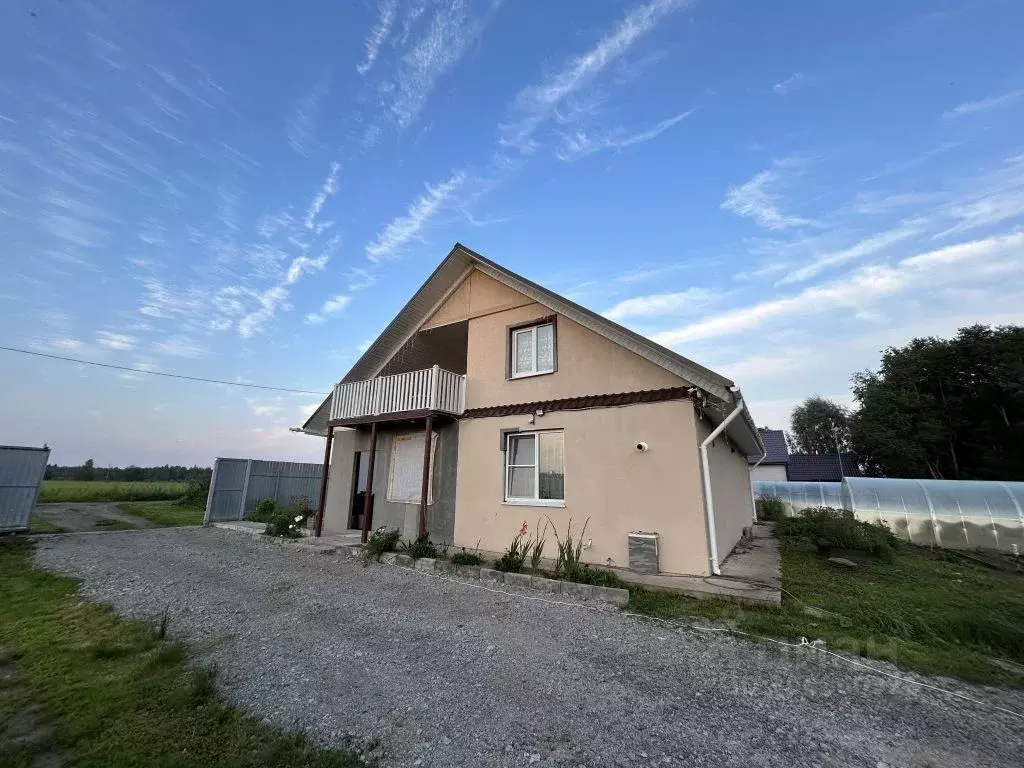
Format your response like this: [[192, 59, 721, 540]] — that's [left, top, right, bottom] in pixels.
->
[[0, 345, 329, 395]]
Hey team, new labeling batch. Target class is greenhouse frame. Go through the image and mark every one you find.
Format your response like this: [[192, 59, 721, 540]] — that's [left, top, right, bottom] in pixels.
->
[[754, 477, 1024, 553]]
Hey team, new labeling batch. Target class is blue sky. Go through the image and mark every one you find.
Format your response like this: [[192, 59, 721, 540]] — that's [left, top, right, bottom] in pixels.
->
[[2, 0, 1023, 466]]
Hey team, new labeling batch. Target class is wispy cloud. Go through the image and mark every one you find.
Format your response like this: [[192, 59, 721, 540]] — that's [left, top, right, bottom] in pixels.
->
[[357, 0, 398, 75], [722, 158, 815, 230], [943, 89, 1024, 119], [96, 331, 136, 350], [771, 72, 808, 96], [287, 78, 328, 156], [347, 266, 378, 291], [653, 232, 1024, 345], [304, 161, 341, 231], [380, 0, 502, 130], [304, 294, 351, 325], [555, 109, 695, 162], [777, 219, 928, 285], [237, 286, 289, 339], [285, 253, 330, 284], [500, 0, 687, 154], [153, 334, 208, 357], [603, 287, 714, 321], [365, 171, 466, 262]]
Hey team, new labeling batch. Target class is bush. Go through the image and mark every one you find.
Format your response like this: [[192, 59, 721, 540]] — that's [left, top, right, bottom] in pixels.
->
[[756, 495, 787, 522], [563, 565, 624, 588], [450, 551, 483, 566], [263, 498, 313, 539], [775, 506, 899, 558], [401, 537, 439, 560], [364, 527, 401, 562], [177, 477, 210, 507], [250, 498, 279, 523], [548, 517, 588, 578]]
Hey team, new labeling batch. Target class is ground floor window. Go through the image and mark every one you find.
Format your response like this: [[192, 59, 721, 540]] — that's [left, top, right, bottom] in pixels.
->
[[505, 430, 564, 505]]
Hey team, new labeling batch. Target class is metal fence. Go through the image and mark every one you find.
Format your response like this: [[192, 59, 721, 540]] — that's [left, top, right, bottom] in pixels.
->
[[0, 445, 50, 532], [203, 458, 323, 524]]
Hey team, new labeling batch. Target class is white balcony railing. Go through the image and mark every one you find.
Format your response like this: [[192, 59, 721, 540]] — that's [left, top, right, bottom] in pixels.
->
[[330, 365, 466, 422]]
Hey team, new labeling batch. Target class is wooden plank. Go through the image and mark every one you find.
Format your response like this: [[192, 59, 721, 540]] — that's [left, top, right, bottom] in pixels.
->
[[361, 422, 378, 544], [419, 415, 433, 540]]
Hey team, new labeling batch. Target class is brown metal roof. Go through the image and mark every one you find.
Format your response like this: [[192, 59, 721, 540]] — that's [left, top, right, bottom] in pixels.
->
[[461, 387, 694, 419]]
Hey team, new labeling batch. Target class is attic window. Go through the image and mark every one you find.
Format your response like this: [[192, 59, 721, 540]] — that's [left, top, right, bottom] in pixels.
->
[[509, 320, 555, 378]]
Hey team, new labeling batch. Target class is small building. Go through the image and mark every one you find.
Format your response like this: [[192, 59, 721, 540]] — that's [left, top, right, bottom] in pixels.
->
[[786, 453, 861, 483], [299, 244, 764, 577], [748, 428, 789, 482]]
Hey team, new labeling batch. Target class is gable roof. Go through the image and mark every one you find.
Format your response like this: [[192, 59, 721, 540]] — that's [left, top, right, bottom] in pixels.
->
[[749, 429, 788, 466], [303, 243, 764, 455], [786, 453, 861, 482]]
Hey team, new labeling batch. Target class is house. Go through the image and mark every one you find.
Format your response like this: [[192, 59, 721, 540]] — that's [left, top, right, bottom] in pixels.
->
[[748, 428, 789, 482], [786, 453, 860, 482], [300, 244, 764, 577]]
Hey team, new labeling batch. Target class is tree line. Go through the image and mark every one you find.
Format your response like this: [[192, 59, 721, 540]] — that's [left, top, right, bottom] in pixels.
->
[[44, 460, 212, 483], [781, 325, 1024, 481]]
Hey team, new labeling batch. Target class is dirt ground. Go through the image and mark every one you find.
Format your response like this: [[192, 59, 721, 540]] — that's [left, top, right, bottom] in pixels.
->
[[30, 503, 156, 532]]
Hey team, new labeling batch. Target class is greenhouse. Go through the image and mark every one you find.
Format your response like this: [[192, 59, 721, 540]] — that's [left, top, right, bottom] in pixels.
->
[[754, 477, 1024, 553]]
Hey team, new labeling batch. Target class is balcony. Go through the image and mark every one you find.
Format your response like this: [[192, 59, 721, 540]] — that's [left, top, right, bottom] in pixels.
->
[[329, 365, 466, 424]]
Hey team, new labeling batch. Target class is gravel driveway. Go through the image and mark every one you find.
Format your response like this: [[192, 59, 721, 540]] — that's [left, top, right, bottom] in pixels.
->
[[32, 502, 155, 531], [32, 528, 1024, 768]]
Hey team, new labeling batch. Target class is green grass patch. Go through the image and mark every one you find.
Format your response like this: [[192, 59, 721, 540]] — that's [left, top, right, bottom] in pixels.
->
[[628, 541, 1024, 686], [0, 538, 362, 767], [39, 480, 187, 503], [116, 502, 205, 527], [27, 517, 65, 534]]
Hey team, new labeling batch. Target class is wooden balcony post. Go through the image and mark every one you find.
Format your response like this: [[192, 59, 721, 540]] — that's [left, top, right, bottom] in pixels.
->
[[418, 415, 433, 540], [314, 426, 334, 537], [360, 422, 378, 543]]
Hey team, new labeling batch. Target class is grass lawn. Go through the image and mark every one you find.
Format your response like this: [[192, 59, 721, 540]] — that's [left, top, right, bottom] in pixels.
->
[[629, 541, 1024, 686], [39, 480, 187, 503], [116, 502, 205, 527], [26, 518, 65, 534], [0, 539, 361, 767]]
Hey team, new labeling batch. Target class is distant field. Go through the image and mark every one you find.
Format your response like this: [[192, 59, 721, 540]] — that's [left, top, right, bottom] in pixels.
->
[[38, 481, 187, 503]]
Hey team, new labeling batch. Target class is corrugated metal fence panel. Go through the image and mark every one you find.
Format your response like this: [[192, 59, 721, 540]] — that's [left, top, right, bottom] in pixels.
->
[[206, 458, 249, 522], [205, 457, 323, 523], [0, 445, 50, 532], [242, 460, 323, 517]]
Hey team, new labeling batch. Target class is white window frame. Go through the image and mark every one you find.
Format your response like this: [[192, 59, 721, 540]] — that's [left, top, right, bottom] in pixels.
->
[[503, 430, 565, 507], [510, 322, 555, 379]]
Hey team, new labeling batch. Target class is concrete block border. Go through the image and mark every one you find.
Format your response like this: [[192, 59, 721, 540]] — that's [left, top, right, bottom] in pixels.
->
[[363, 548, 630, 608]]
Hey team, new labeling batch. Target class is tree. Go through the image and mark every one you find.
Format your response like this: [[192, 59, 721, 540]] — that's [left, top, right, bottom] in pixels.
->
[[75, 458, 96, 482], [851, 324, 1024, 480], [789, 396, 851, 454]]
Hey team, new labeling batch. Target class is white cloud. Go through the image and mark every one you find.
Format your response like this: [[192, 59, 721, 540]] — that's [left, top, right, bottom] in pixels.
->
[[304, 161, 341, 231], [304, 294, 351, 325], [365, 171, 466, 261], [721, 354, 800, 381], [771, 72, 808, 96], [500, 0, 687, 154], [287, 78, 328, 156], [943, 89, 1024, 119], [153, 335, 208, 357], [96, 331, 136, 350], [347, 266, 378, 291], [238, 286, 289, 338], [603, 287, 714, 321], [654, 232, 1024, 345], [357, 0, 398, 75], [722, 158, 815, 230], [555, 109, 695, 162], [777, 219, 928, 285], [285, 252, 330, 285]]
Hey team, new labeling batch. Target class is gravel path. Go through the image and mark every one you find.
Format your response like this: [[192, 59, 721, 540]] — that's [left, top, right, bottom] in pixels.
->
[[32, 528, 1024, 768], [31, 502, 155, 531]]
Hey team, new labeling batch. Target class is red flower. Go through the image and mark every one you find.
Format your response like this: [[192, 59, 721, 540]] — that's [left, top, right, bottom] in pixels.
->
[[519, 521, 528, 536]]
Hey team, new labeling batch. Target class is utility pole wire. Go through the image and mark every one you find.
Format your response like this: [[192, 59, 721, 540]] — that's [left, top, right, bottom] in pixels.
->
[[0, 345, 329, 396]]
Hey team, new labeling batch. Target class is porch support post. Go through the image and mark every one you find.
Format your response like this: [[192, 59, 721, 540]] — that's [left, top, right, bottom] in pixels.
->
[[314, 426, 334, 537], [418, 415, 433, 540], [361, 422, 378, 543]]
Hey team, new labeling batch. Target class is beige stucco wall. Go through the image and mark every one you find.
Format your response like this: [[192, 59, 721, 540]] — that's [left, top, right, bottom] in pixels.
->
[[750, 464, 788, 483], [322, 429, 357, 535], [421, 269, 533, 330], [453, 399, 711, 575], [696, 416, 756, 564]]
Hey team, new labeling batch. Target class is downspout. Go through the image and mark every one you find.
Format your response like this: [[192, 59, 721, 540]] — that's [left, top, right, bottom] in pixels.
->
[[699, 390, 746, 576]]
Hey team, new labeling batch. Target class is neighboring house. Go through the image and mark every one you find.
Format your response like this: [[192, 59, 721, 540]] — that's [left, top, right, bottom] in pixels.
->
[[786, 453, 861, 483], [748, 428, 789, 482], [300, 244, 764, 577]]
